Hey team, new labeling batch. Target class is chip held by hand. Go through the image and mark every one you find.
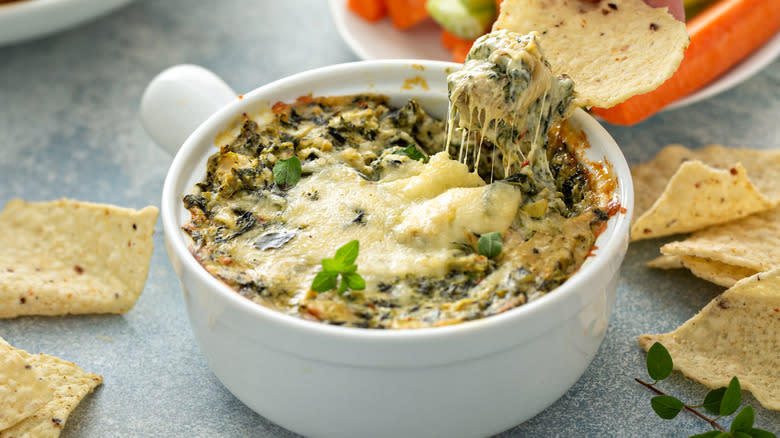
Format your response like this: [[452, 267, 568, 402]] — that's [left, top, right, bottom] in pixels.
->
[[494, 0, 689, 109]]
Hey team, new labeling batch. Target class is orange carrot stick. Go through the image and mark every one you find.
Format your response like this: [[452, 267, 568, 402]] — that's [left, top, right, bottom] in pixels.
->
[[347, 0, 387, 22], [385, 0, 429, 29], [441, 28, 472, 50], [592, 0, 780, 125]]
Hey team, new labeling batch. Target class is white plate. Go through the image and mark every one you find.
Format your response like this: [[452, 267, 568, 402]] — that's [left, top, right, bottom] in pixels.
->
[[0, 0, 133, 46], [329, 0, 780, 110]]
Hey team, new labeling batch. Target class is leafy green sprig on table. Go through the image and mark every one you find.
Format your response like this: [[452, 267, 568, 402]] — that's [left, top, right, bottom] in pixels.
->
[[311, 240, 366, 295], [638, 342, 776, 438]]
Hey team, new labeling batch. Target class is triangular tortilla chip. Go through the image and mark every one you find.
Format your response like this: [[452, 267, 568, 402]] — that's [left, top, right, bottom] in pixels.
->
[[646, 254, 757, 288], [677, 255, 758, 288], [631, 160, 775, 240], [0, 350, 102, 438], [631, 144, 780, 241], [633, 144, 780, 210], [638, 268, 780, 411], [645, 254, 683, 270], [0, 199, 158, 318], [0, 338, 54, 430], [661, 206, 780, 273], [494, 0, 688, 108], [653, 145, 780, 201]]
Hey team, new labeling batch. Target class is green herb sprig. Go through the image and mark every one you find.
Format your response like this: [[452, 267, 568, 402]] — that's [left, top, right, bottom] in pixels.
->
[[393, 145, 426, 162], [311, 240, 366, 295], [638, 342, 776, 438], [273, 156, 302, 188], [477, 232, 503, 258]]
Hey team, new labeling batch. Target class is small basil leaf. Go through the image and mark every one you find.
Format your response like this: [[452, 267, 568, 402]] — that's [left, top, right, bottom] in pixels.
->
[[341, 263, 358, 274], [651, 395, 684, 419], [733, 433, 753, 438], [273, 156, 302, 188], [311, 271, 337, 292], [393, 145, 425, 161], [720, 377, 742, 416], [343, 272, 366, 290], [334, 240, 360, 265], [729, 406, 754, 433], [647, 342, 674, 381], [337, 278, 349, 295], [703, 388, 727, 415], [321, 258, 341, 273], [478, 232, 503, 258]]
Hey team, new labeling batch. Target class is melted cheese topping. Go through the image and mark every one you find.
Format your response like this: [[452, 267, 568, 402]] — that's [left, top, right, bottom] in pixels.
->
[[183, 93, 611, 329]]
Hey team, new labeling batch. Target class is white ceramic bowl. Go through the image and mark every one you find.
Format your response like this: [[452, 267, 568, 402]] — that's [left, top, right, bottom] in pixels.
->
[[144, 61, 633, 438]]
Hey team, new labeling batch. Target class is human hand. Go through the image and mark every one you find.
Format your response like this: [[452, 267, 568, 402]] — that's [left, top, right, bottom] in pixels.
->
[[643, 0, 685, 21]]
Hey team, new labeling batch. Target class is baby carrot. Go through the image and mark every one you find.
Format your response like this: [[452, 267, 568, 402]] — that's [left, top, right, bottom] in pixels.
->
[[347, 0, 387, 22], [385, 0, 429, 29]]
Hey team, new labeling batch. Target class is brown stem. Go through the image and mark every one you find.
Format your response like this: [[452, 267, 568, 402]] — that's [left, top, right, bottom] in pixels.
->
[[635, 378, 726, 432]]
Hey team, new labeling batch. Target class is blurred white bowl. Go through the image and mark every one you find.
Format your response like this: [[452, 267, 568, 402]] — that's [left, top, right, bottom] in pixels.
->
[[0, 0, 133, 46]]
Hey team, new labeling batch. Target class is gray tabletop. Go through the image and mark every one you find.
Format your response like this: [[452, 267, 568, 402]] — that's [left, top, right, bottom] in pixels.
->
[[0, 1, 778, 436]]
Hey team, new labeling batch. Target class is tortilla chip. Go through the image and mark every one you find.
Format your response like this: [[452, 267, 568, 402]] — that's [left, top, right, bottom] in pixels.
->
[[638, 268, 780, 411], [662, 206, 780, 274], [0, 350, 102, 438], [630, 144, 780, 241], [647, 255, 757, 287], [678, 255, 758, 288], [494, 0, 688, 108], [0, 198, 158, 318], [646, 254, 683, 270], [631, 161, 775, 240], [656, 145, 780, 201], [0, 338, 54, 430]]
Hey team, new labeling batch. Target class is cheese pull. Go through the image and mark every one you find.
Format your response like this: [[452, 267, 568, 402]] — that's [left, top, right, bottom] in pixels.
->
[[447, 29, 574, 171]]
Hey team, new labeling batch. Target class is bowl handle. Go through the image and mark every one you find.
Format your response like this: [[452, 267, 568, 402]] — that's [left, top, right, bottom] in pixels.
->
[[140, 64, 237, 155]]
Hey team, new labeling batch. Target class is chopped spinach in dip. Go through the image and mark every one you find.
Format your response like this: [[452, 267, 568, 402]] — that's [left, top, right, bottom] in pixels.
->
[[182, 33, 616, 329], [447, 29, 575, 180]]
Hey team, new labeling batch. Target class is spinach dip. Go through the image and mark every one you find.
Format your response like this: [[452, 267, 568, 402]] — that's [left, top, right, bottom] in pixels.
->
[[182, 33, 618, 329]]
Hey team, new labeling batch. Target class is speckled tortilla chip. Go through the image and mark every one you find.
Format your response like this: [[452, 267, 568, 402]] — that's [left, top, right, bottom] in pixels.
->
[[646, 254, 683, 270], [494, 0, 688, 108], [0, 350, 102, 438], [647, 254, 756, 288], [661, 206, 780, 274], [631, 161, 774, 240], [677, 255, 758, 288], [0, 337, 54, 430], [651, 145, 780, 201], [631, 144, 780, 241], [0, 198, 158, 318], [638, 268, 780, 411]]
